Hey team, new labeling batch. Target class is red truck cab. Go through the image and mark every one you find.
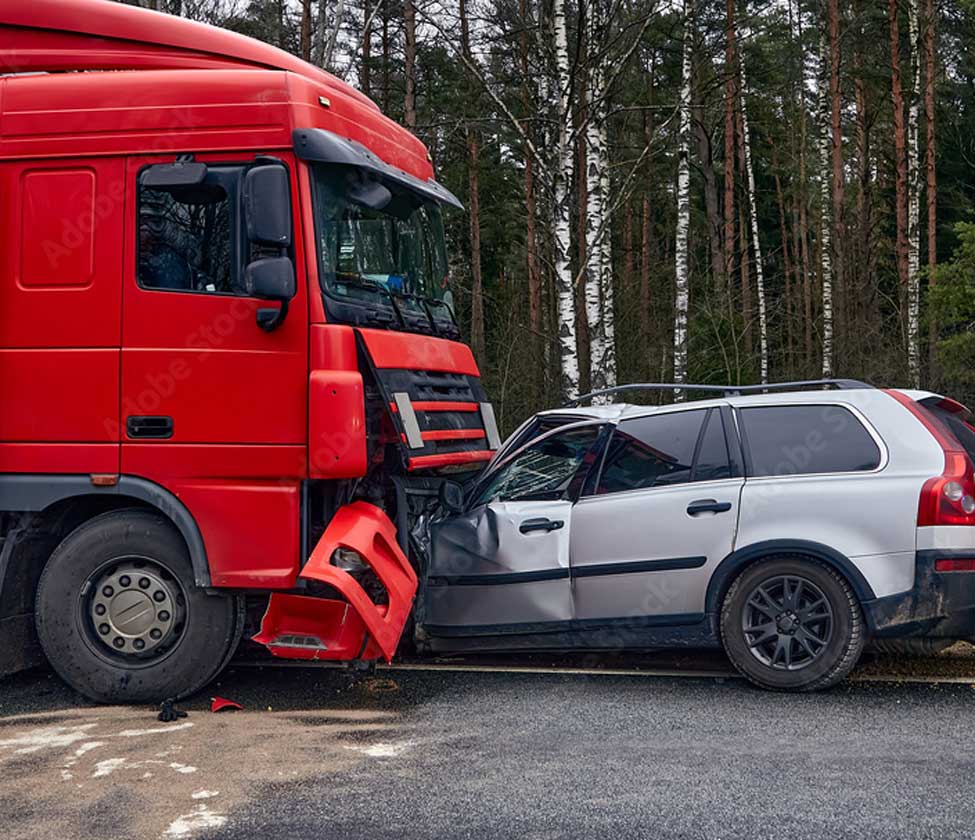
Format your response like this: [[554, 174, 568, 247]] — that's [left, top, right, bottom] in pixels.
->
[[0, 0, 498, 702]]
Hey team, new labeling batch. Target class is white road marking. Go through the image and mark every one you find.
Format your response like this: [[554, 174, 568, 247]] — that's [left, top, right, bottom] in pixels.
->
[[0, 723, 98, 754], [191, 790, 219, 800], [345, 740, 415, 758], [114, 722, 194, 737], [92, 757, 197, 778], [163, 805, 227, 838]]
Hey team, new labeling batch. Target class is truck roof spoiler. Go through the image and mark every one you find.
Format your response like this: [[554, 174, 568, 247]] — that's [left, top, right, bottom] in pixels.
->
[[0, 0, 377, 112]]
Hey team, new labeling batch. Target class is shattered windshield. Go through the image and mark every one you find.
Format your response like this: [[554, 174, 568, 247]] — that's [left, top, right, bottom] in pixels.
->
[[310, 163, 456, 333]]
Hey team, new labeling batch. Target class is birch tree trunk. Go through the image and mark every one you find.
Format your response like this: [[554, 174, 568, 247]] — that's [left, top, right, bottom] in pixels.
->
[[673, 0, 694, 392], [314, 0, 327, 66], [738, 58, 769, 384], [889, 0, 910, 357], [924, 0, 938, 383], [583, 0, 615, 396], [907, 0, 921, 388], [907, 0, 922, 387], [551, 0, 579, 397], [818, 32, 834, 378]]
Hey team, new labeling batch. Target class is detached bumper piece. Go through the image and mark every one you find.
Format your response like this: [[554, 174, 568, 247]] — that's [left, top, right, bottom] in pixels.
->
[[254, 502, 417, 662]]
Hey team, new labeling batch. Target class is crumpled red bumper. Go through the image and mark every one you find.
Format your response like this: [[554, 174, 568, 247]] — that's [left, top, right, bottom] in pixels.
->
[[253, 501, 418, 662]]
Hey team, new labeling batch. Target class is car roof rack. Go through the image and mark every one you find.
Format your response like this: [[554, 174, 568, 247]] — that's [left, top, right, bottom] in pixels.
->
[[566, 379, 873, 407]]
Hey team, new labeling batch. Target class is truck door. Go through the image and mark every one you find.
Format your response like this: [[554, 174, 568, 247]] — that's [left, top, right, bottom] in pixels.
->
[[423, 422, 605, 633], [569, 406, 744, 622], [120, 154, 308, 588]]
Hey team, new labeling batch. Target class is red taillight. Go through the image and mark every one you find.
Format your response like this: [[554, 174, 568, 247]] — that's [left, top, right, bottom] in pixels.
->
[[935, 557, 975, 572], [917, 451, 975, 525], [885, 389, 975, 527]]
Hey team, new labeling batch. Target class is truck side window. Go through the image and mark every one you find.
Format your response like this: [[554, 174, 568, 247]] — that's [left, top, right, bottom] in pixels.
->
[[138, 169, 239, 294]]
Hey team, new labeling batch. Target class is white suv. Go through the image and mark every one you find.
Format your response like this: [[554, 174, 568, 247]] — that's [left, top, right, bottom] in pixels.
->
[[418, 380, 975, 691]]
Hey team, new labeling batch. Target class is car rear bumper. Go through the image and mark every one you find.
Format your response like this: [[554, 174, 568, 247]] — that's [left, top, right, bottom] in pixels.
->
[[864, 550, 975, 639]]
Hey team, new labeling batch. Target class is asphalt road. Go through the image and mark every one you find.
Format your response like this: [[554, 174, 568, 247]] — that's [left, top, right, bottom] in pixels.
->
[[2, 656, 974, 840]]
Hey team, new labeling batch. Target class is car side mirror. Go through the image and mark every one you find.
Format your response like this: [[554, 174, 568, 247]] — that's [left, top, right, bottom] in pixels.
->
[[439, 480, 465, 514], [244, 257, 295, 332], [242, 164, 292, 247]]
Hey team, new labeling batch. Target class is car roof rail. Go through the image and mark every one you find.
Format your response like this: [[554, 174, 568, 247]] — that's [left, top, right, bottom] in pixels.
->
[[565, 379, 874, 407]]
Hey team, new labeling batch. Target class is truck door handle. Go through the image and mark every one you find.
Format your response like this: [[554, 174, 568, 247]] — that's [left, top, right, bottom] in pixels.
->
[[126, 416, 174, 439], [686, 500, 732, 516], [519, 518, 565, 534]]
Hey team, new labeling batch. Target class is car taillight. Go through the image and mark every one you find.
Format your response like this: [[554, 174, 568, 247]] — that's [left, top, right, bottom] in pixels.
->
[[917, 451, 975, 525], [885, 389, 975, 526]]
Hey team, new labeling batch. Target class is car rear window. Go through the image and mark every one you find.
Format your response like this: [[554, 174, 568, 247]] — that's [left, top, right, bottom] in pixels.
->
[[920, 401, 975, 462], [740, 405, 882, 477]]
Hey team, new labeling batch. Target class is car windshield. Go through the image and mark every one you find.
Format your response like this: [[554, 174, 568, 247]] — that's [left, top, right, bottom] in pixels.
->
[[310, 163, 456, 334]]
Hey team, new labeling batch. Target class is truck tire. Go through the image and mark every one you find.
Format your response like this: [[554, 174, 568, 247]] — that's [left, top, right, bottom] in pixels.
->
[[35, 509, 241, 704], [720, 556, 865, 692]]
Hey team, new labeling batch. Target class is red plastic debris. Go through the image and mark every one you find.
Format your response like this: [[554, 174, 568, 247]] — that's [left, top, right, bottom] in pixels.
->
[[210, 696, 243, 713]]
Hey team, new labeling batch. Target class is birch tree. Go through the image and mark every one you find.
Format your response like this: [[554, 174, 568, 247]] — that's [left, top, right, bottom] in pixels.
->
[[673, 0, 693, 391], [738, 55, 769, 384], [818, 31, 834, 378], [907, 0, 922, 386], [550, 0, 580, 396], [583, 0, 616, 396]]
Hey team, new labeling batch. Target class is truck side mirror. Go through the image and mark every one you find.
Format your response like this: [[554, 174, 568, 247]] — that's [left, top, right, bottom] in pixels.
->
[[439, 480, 465, 514], [242, 164, 292, 247], [244, 257, 295, 332]]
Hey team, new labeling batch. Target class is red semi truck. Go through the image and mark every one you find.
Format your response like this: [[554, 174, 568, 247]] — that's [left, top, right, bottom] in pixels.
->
[[0, 0, 499, 702]]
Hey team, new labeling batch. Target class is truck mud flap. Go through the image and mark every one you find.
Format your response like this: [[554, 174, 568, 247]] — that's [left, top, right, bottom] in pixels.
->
[[254, 502, 417, 662]]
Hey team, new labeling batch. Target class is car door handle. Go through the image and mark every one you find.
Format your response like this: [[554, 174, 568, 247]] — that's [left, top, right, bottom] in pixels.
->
[[686, 500, 732, 516], [519, 518, 565, 534]]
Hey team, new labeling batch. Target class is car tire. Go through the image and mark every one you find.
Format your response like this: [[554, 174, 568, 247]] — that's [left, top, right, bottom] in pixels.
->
[[720, 556, 864, 692], [870, 638, 954, 657], [35, 509, 242, 704]]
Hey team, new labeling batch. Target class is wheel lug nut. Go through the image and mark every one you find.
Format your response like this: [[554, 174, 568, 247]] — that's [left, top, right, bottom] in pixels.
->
[[133, 638, 145, 650], [158, 610, 170, 622], [94, 604, 106, 616], [139, 578, 150, 589], [153, 590, 166, 603], [119, 575, 131, 587], [112, 637, 125, 649], [150, 628, 162, 640], [99, 623, 110, 635], [102, 585, 114, 597]]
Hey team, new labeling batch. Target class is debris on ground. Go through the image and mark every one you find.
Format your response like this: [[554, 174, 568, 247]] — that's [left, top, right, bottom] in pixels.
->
[[210, 697, 243, 713], [158, 699, 188, 722]]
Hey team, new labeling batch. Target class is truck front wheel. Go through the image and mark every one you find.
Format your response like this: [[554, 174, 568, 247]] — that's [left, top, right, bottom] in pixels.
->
[[35, 509, 241, 704]]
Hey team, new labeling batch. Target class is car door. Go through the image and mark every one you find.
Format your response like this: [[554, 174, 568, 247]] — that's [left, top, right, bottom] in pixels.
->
[[569, 406, 744, 622], [423, 421, 606, 633]]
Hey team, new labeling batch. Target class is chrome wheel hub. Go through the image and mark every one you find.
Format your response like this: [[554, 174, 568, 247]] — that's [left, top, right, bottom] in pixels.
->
[[88, 563, 179, 656]]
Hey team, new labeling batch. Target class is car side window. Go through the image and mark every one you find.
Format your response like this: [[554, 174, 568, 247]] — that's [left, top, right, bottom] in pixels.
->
[[138, 166, 243, 295], [693, 410, 732, 482], [597, 409, 708, 494], [739, 405, 882, 477], [474, 425, 602, 505]]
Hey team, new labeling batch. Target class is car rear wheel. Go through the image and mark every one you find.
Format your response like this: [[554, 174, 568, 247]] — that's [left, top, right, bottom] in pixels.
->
[[36, 509, 242, 704], [720, 557, 864, 692]]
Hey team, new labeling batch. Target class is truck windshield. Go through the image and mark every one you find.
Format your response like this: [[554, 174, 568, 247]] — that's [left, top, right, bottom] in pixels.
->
[[310, 163, 456, 335]]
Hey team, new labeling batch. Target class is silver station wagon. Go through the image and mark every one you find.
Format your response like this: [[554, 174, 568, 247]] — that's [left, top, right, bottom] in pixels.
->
[[415, 380, 975, 691]]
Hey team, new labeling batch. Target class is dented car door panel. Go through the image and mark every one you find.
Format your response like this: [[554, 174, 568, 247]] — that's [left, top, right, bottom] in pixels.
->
[[424, 501, 574, 629]]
